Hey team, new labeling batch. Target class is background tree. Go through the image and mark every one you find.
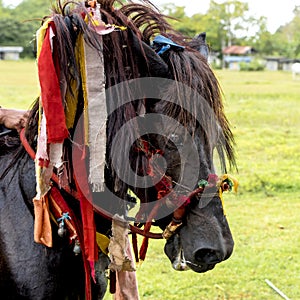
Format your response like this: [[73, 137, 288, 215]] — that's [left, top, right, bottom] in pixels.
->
[[161, 3, 196, 36], [162, 1, 259, 54], [0, 0, 49, 57], [1, 0, 300, 59], [271, 5, 300, 58]]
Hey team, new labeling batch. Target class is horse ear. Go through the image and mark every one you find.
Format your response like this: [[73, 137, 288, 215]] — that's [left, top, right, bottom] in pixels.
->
[[197, 32, 206, 43], [189, 32, 209, 61], [128, 30, 169, 77]]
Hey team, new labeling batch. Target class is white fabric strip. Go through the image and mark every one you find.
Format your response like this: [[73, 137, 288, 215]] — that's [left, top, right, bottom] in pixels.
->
[[83, 36, 107, 192]]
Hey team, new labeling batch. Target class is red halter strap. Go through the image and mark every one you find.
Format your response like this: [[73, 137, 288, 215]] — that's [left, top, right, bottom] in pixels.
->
[[20, 128, 36, 160]]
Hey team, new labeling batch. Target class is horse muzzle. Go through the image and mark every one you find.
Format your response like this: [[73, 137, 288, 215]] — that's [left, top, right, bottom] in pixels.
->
[[164, 235, 222, 273], [185, 248, 224, 272]]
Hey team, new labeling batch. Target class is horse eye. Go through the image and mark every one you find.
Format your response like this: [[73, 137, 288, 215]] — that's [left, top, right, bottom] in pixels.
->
[[169, 133, 183, 147], [190, 193, 214, 209]]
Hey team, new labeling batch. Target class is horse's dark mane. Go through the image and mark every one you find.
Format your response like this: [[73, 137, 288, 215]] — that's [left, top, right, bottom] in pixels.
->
[[2, 0, 235, 183]]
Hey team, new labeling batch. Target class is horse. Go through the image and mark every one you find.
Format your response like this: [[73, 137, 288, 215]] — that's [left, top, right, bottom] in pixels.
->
[[291, 62, 300, 79], [0, 0, 237, 299]]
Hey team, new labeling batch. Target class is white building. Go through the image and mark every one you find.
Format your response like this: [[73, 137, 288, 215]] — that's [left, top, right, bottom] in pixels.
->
[[0, 46, 24, 60]]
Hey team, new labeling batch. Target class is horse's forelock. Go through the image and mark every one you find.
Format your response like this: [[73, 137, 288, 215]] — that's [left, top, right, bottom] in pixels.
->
[[157, 49, 236, 171]]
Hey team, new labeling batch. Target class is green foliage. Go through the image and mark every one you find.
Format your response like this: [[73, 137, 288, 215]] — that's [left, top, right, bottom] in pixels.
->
[[14, 0, 52, 20], [161, 3, 196, 37], [239, 59, 265, 71], [270, 6, 300, 58], [162, 0, 262, 54], [0, 17, 38, 57], [1, 0, 300, 59], [0, 0, 50, 58], [161, 1, 300, 59]]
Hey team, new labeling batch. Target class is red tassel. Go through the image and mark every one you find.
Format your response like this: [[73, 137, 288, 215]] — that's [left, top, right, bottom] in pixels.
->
[[139, 236, 149, 261], [138, 200, 161, 261], [72, 116, 98, 264], [73, 152, 98, 264], [131, 232, 139, 263]]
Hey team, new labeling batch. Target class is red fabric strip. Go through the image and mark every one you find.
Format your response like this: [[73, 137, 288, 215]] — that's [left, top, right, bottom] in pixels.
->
[[72, 118, 98, 264], [37, 23, 68, 143], [131, 232, 139, 263]]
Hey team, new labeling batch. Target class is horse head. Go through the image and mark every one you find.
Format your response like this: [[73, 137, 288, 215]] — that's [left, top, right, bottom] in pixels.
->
[[149, 60, 236, 272]]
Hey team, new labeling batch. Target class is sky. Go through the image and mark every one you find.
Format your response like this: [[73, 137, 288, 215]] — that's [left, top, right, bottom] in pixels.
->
[[3, 0, 300, 33]]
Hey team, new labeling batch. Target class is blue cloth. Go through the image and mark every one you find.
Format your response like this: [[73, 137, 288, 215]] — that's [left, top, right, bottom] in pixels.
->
[[152, 35, 185, 55]]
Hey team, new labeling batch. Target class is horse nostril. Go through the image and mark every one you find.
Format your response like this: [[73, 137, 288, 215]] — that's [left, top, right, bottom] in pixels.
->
[[194, 248, 221, 264]]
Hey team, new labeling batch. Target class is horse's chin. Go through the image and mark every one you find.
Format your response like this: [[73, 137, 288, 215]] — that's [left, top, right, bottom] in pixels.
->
[[186, 260, 216, 273]]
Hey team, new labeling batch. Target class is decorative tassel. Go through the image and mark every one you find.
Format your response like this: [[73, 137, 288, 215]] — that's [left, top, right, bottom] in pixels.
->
[[131, 232, 139, 263], [57, 212, 71, 237], [217, 174, 239, 216], [57, 221, 67, 237], [73, 239, 81, 255], [108, 214, 135, 272], [138, 237, 148, 262], [33, 194, 52, 247], [218, 174, 239, 193], [37, 22, 69, 144]]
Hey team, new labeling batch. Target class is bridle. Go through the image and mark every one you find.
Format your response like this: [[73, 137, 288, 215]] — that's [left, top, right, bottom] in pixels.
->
[[19, 128, 237, 240]]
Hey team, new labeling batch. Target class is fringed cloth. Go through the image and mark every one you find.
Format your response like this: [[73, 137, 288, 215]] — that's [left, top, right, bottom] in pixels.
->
[[33, 4, 108, 259], [109, 214, 140, 300]]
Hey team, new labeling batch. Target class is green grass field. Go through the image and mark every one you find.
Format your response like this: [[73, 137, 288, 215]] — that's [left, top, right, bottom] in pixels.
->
[[1, 60, 299, 299]]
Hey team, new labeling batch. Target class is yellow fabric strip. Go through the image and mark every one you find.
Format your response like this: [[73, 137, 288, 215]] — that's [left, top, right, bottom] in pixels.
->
[[219, 188, 226, 216], [36, 19, 51, 59], [76, 33, 89, 145], [96, 232, 110, 255]]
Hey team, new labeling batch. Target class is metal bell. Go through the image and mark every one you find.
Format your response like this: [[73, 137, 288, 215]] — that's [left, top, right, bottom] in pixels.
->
[[57, 212, 71, 238], [73, 240, 81, 255], [58, 221, 67, 237]]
